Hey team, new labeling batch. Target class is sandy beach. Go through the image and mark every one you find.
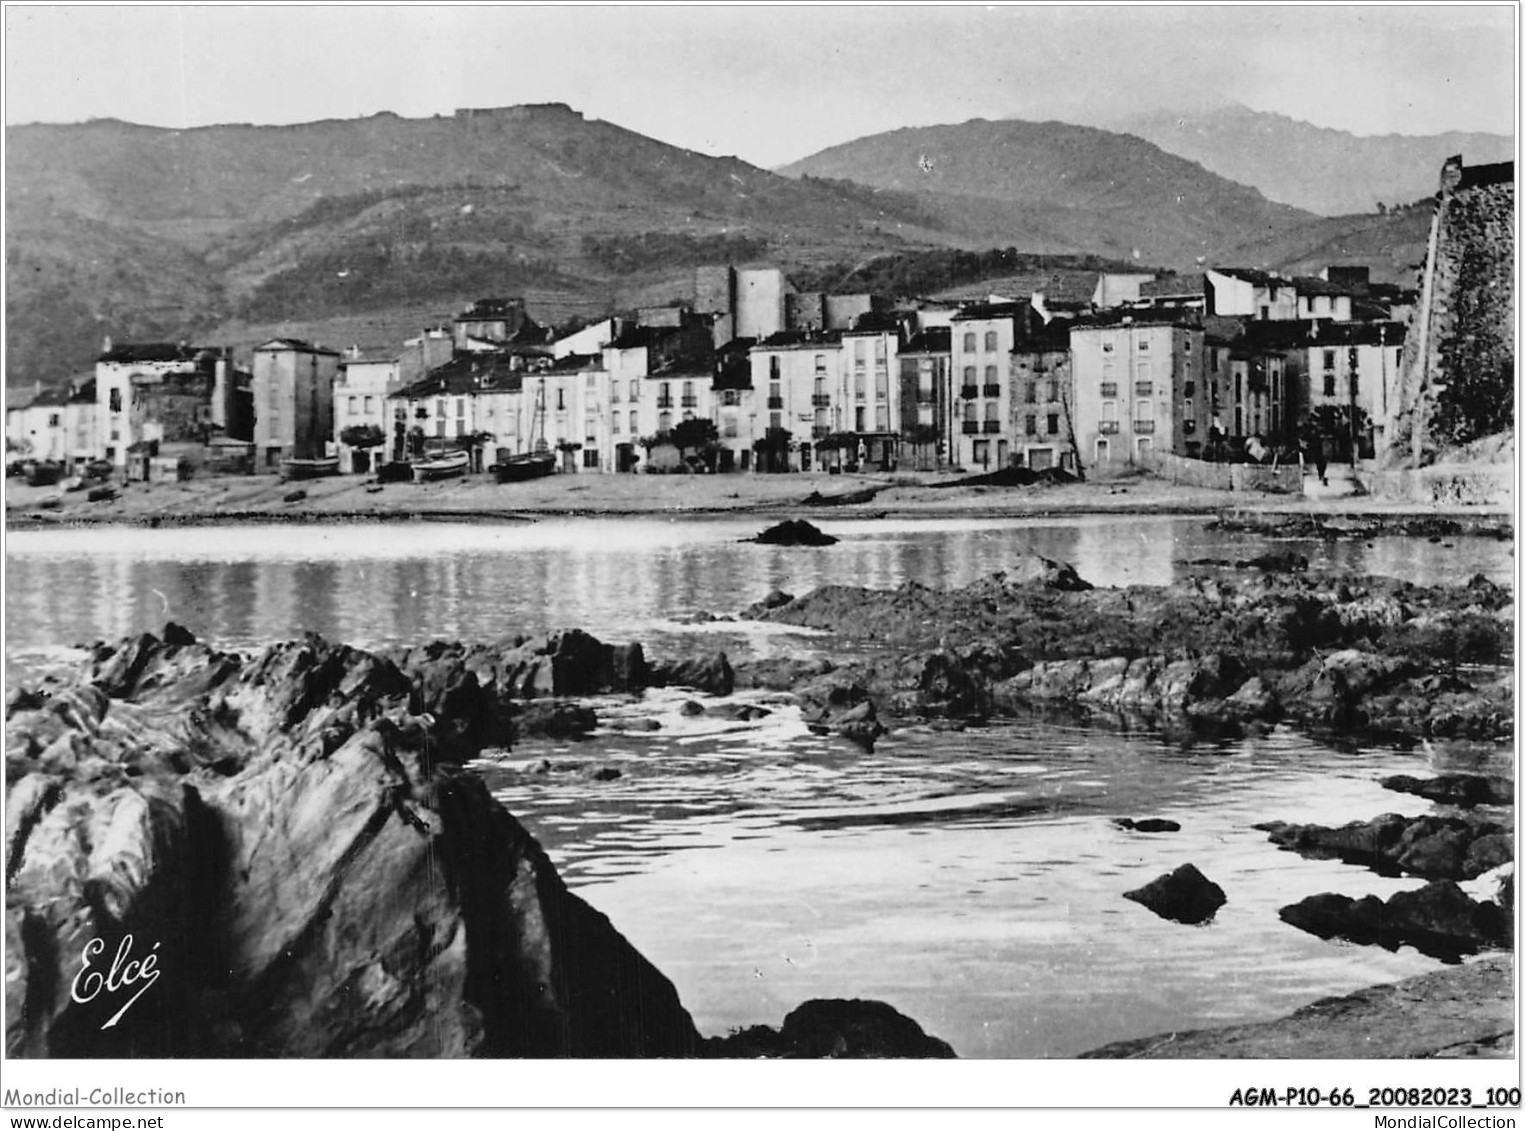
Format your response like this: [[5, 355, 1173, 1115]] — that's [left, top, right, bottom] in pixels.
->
[[5, 466, 1513, 529]]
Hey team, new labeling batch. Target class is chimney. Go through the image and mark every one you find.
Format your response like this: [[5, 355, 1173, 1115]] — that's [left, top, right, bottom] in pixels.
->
[[101, 335, 113, 354]]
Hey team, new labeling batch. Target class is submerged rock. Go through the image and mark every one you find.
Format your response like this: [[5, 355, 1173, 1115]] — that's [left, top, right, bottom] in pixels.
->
[[1123, 864, 1226, 925], [1114, 817, 1182, 833], [1279, 881, 1511, 962], [751, 519, 838, 547], [707, 999, 955, 1058], [1381, 773, 1514, 809], [1255, 812, 1512, 881], [649, 652, 734, 697]]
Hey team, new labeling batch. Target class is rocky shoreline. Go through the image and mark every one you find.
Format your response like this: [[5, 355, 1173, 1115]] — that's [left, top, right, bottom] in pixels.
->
[[4, 551, 1514, 1057]]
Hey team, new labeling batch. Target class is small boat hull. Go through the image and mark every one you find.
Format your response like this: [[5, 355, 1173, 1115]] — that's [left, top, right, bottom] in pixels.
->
[[492, 454, 556, 483], [282, 457, 340, 481], [412, 451, 470, 482]]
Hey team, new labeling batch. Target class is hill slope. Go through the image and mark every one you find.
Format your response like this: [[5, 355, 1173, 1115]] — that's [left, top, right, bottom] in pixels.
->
[[779, 118, 1315, 266], [1113, 103, 1513, 216], [5, 105, 966, 387]]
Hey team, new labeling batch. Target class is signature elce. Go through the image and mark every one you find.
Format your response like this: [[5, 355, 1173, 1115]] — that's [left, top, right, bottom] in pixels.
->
[[70, 934, 162, 1029]]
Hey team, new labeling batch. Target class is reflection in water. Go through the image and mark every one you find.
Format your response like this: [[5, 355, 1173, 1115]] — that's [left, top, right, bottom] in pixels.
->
[[4, 515, 1511, 658]]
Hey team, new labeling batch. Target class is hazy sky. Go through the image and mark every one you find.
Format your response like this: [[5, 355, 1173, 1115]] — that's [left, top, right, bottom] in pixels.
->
[[4, 5, 1516, 166]]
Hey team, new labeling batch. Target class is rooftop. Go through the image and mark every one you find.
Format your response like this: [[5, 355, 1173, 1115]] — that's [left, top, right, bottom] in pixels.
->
[[98, 342, 208, 365], [256, 338, 341, 356], [394, 352, 525, 399], [951, 301, 1030, 323], [754, 330, 843, 349]]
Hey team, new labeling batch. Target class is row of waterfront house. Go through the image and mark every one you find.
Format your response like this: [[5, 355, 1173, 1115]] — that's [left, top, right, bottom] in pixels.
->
[[7, 262, 1412, 481]]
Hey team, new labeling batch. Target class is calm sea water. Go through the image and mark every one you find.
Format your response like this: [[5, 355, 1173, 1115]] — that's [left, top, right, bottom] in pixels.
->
[[4, 515, 1513, 1056]]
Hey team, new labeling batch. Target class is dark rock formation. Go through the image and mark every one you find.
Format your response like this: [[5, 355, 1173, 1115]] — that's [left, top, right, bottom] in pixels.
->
[[1382, 773, 1514, 809], [707, 999, 955, 1058], [1080, 955, 1512, 1058], [794, 672, 885, 748], [4, 631, 702, 1058], [512, 700, 598, 738], [649, 652, 734, 697], [1255, 813, 1512, 881], [1123, 864, 1226, 925], [750, 519, 838, 546], [1185, 552, 1309, 573], [1114, 818, 1182, 833], [1279, 881, 1511, 962], [743, 565, 1512, 745], [6, 628, 952, 1059]]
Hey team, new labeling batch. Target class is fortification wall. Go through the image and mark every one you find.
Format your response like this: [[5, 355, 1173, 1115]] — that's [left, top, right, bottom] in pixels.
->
[[1384, 158, 1514, 467]]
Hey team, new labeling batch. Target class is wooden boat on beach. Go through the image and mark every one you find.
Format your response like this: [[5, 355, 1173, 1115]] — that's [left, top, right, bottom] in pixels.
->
[[281, 456, 340, 480], [491, 381, 556, 483], [491, 451, 556, 483], [412, 450, 470, 482]]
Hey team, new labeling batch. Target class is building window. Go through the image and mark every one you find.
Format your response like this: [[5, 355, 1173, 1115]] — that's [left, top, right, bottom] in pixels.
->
[[770, 357, 781, 379], [1138, 339, 1150, 353], [435, 398, 446, 418], [109, 388, 122, 413], [1046, 380, 1059, 402], [556, 388, 565, 411], [629, 379, 639, 401], [456, 398, 465, 418], [1137, 399, 1152, 420], [875, 406, 888, 431], [610, 384, 620, 403], [1137, 361, 1151, 382], [348, 396, 358, 413], [364, 396, 373, 412], [1323, 349, 1337, 370], [984, 331, 997, 351], [1024, 415, 1037, 436], [963, 402, 978, 423], [1046, 413, 1059, 435], [629, 411, 638, 434], [48, 413, 60, 428], [1101, 339, 1115, 354], [1323, 372, 1336, 397], [770, 411, 782, 430], [1349, 370, 1359, 395], [1025, 382, 1038, 404], [612, 415, 621, 434], [984, 365, 997, 385], [963, 332, 976, 352], [815, 354, 826, 372]]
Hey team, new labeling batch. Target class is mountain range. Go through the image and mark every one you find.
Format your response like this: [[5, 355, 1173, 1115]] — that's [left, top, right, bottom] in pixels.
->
[[5, 102, 1477, 391], [1109, 103, 1512, 216]]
